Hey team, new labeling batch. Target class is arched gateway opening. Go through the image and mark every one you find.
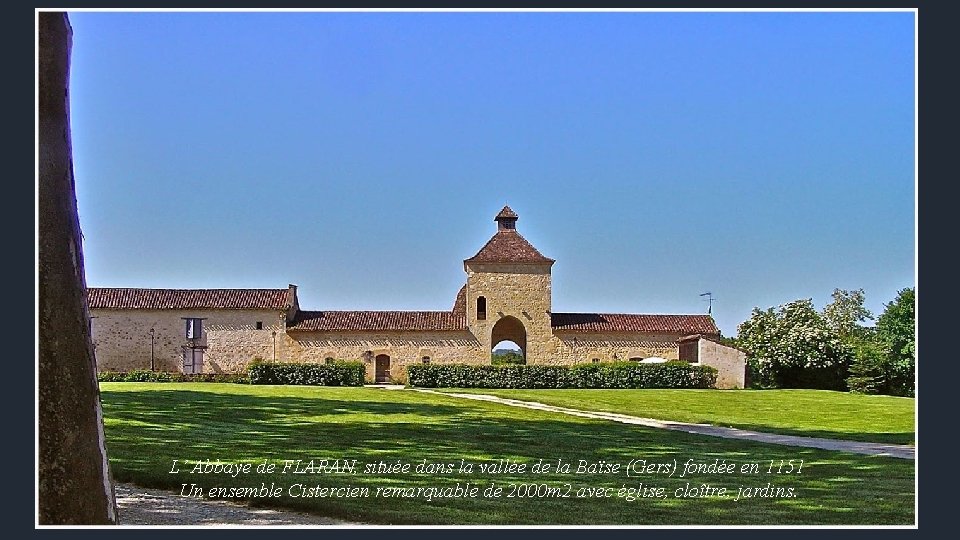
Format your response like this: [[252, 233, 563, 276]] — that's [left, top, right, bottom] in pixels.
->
[[491, 316, 527, 364]]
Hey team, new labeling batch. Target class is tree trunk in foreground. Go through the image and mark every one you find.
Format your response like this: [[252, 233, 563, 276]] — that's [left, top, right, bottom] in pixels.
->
[[38, 11, 118, 525]]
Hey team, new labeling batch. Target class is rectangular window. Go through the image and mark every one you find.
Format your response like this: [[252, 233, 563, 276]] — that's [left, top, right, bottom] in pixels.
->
[[185, 318, 203, 339], [256, 321, 263, 330], [422, 356, 431, 364]]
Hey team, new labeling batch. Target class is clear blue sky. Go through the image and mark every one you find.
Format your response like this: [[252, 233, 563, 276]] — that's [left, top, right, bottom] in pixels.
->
[[67, 10, 915, 337]]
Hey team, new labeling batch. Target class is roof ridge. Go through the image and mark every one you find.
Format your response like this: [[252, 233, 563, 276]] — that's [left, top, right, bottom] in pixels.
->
[[297, 309, 457, 314], [88, 287, 292, 310], [551, 312, 714, 316], [88, 286, 287, 291]]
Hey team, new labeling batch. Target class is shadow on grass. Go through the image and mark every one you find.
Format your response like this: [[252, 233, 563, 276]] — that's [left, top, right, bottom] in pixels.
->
[[101, 388, 915, 526]]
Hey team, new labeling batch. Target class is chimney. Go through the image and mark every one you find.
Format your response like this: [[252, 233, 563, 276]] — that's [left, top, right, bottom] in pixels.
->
[[285, 284, 299, 323]]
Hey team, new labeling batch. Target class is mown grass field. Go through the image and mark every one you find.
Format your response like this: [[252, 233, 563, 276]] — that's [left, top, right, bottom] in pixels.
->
[[442, 388, 915, 445], [100, 383, 914, 525]]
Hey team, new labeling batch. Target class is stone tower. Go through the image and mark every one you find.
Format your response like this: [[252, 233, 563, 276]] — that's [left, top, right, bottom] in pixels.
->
[[463, 206, 555, 363]]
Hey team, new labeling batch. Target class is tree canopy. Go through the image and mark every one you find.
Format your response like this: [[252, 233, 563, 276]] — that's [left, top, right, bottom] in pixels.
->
[[847, 288, 915, 397], [736, 287, 914, 395]]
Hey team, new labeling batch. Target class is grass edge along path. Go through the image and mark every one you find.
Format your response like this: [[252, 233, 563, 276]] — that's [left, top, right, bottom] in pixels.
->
[[99, 383, 915, 526], [419, 390, 913, 459], [435, 388, 915, 446]]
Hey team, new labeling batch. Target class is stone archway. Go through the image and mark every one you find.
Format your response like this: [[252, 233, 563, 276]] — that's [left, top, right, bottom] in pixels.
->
[[491, 316, 527, 364]]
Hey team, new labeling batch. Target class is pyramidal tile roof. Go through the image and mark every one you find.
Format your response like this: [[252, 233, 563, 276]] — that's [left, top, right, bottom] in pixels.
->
[[465, 206, 553, 264], [87, 287, 294, 310], [464, 230, 555, 264], [496, 205, 518, 219]]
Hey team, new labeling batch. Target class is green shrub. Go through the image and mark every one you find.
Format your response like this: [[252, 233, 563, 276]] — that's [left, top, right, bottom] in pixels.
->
[[247, 361, 365, 386], [97, 371, 249, 383], [97, 371, 128, 382], [407, 362, 717, 389]]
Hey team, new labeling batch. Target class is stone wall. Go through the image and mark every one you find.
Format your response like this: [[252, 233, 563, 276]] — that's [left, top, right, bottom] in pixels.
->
[[275, 329, 687, 382], [283, 331, 486, 383], [91, 309, 286, 373], [92, 307, 708, 384], [698, 338, 747, 389], [465, 263, 554, 361], [549, 333, 683, 364]]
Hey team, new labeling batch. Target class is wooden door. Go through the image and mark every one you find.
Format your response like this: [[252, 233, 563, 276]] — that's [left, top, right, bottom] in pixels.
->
[[375, 354, 390, 383], [183, 348, 204, 374]]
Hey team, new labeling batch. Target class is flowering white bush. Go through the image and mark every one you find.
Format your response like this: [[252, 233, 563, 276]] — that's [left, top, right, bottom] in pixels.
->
[[737, 299, 852, 388]]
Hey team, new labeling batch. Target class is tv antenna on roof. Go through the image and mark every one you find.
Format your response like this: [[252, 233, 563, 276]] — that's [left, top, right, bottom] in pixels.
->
[[699, 292, 715, 315]]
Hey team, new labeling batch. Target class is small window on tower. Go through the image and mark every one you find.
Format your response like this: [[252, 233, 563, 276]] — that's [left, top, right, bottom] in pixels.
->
[[256, 321, 263, 330], [477, 296, 486, 320]]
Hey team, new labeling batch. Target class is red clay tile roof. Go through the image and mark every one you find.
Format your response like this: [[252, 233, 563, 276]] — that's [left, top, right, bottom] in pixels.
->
[[465, 230, 555, 264], [87, 288, 292, 310], [496, 205, 518, 219], [288, 311, 466, 332], [551, 313, 719, 334]]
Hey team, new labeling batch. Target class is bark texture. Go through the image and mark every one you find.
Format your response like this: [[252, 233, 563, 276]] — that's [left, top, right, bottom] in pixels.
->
[[38, 11, 118, 525]]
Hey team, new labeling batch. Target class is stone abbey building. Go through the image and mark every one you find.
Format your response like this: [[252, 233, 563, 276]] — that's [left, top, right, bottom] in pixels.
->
[[88, 207, 745, 388]]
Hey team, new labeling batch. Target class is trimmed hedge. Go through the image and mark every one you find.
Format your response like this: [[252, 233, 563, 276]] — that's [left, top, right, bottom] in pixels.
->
[[97, 370, 249, 384], [247, 361, 365, 386], [407, 362, 718, 389]]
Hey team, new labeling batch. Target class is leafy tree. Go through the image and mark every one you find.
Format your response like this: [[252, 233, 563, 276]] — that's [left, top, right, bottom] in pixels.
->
[[876, 288, 916, 367], [845, 334, 887, 395], [737, 299, 852, 389], [716, 334, 739, 349], [823, 288, 873, 338], [848, 288, 915, 397], [492, 350, 525, 365]]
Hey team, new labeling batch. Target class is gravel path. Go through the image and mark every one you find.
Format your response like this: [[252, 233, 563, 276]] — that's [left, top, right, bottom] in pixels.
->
[[115, 483, 357, 526], [420, 390, 915, 460]]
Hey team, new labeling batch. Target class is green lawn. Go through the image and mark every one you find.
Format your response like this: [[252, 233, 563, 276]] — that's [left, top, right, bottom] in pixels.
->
[[100, 383, 914, 525], [439, 389, 915, 445]]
